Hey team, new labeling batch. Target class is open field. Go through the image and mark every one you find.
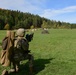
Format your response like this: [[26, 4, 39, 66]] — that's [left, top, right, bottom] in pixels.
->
[[0, 29, 76, 75]]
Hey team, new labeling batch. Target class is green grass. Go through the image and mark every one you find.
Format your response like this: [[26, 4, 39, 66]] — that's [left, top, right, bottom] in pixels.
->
[[1, 29, 76, 75]]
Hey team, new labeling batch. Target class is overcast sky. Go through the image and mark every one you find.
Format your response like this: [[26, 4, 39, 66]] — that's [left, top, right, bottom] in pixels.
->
[[0, 0, 76, 23]]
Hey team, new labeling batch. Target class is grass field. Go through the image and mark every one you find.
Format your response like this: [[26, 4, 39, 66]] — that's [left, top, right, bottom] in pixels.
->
[[0, 29, 76, 75]]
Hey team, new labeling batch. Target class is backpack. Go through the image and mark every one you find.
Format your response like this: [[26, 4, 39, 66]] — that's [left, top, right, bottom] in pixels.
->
[[2, 37, 8, 50], [14, 38, 30, 61], [14, 38, 29, 53]]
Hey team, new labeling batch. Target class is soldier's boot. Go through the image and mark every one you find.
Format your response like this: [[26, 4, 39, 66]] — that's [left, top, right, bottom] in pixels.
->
[[16, 66, 19, 72], [1, 69, 8, 75], [8, 69, 16, 73], [9, 65, 19, 73]]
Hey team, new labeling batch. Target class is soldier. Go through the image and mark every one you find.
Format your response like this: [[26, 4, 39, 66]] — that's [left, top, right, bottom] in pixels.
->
[[1, 30, 15, 75], [9, 28, 34, 74]]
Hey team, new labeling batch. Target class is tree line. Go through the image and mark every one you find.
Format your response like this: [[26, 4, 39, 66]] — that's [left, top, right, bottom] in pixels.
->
[[0, 8, 76, 30]]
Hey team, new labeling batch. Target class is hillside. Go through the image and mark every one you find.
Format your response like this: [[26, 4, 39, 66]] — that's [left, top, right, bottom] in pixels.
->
[[0, 8, 76, 30]]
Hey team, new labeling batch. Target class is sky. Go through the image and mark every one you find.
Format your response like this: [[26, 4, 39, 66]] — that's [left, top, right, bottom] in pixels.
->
[[0, 0, 76, 23]]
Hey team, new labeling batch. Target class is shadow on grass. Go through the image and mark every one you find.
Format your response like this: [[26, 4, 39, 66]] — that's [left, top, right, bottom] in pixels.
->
[[11, 58, 54, 75], [0, 42, 2, 45]]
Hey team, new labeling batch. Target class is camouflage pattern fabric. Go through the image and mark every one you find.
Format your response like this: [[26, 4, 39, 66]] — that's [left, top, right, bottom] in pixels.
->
[[14, 37, 29, 61]]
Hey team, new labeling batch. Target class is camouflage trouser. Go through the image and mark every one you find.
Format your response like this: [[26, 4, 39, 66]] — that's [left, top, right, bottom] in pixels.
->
[[12, 53, 34, 71]]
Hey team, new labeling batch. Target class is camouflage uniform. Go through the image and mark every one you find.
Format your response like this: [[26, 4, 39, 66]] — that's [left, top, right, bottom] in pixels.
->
[[11, 28, 34, 73], [1, 31, 15, 75]]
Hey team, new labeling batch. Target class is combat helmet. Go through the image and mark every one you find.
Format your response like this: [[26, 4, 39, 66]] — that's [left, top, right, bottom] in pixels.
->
[[16, 28, 25, 37]]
